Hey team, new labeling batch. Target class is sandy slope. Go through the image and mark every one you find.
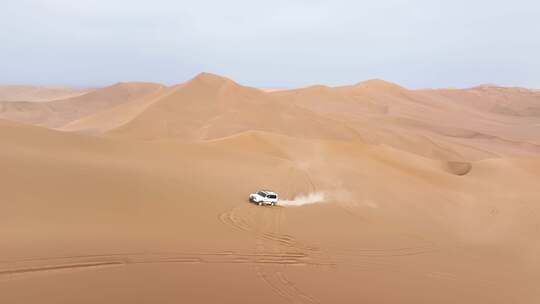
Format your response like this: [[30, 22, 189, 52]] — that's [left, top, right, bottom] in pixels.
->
[[107, 73, 360, 141], [269, 80, 540, 160], [60, 73, 535, 162], [0, 85, 93, 102], [0, 82, 163, 128], [419, 85, 540, 117], [1, 74, 540, 303], [61, 85, 171, 134], [20, 73, 539, 162]]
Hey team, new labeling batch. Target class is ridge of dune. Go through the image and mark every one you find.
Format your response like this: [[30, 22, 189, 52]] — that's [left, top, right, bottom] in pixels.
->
[[0, 85, 93, 102], [353, 78, 407, 91], [106, 74, 361, 142], [472, 83, 537, 92], [2, 73, 540, 163], [61, 85, 172, 134], [0, 82, 164, 128], [419, 85, 540, 117], [268, 77, 540, 160], [204, 130, 292, 160], [89, 73, 540, 162], [205, 129, 478, 178], [187, 72, 238, 87]]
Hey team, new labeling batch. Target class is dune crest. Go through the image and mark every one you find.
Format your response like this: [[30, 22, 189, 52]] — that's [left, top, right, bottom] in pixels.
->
[[0, 82, 164, 128], [0, 85, 93, 102]]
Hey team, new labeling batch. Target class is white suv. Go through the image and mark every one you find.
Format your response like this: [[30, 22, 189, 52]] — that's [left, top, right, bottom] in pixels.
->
[[249, 190, 278, 206]]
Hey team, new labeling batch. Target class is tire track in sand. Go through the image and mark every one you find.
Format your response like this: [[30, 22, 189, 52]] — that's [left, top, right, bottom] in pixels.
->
[[251, 207, 321, 303], [0, 249, 330, 282]]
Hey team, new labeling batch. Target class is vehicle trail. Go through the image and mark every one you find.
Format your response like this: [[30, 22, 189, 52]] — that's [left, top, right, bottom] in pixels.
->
[[252, 207, 321, 303]]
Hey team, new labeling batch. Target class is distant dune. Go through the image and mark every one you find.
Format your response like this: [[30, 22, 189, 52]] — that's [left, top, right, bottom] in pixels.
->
[[1, 74, 540, 303], [0, 85, 93, 102], [107, 73, 360, 142], [0, 82, 164, 128], [62, 85, 171, 134], [95, 73, 540, 162], [420, 85, 540, 117]]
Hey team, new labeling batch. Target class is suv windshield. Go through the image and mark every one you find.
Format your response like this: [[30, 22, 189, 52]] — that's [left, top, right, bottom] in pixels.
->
[[257, 191, 267, 197]]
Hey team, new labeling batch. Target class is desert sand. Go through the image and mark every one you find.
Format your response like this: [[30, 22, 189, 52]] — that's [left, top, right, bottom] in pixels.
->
[[1, 73, 539, 303]]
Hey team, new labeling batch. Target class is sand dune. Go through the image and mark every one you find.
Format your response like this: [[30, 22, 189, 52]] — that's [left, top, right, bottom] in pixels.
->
[[61, 85, 171, 134], [1, 74, 540, 303], [271, 80, 540, 160], [0, 82, 163, 128], [107, 73, 360, 141], [0, 85, 93, 102], [420, 85, 540, 117], [7, 73, 538, 162], [105, 74, 540, 161]]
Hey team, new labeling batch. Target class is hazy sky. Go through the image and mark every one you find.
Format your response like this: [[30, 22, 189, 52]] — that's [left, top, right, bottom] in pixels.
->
[[1, 0, 539, 88]]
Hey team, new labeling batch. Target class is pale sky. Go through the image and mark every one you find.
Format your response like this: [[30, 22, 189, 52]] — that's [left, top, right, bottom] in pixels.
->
[[1, 0, 539, 88]]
